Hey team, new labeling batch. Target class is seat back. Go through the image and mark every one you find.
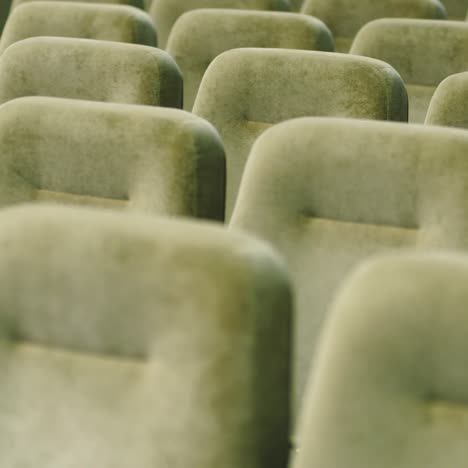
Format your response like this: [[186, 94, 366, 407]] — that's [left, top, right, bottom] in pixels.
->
[[230, 117, 468, 429], [167, 9, 334, 110], [293, 252, 468, 468], [0, 37, 182, 106], [425, 72, 468, 130], [194, 48, 407, 218], [150, 0, 290, 49], [351, 19, 468, 122], [0, 203, 291, 468], [301, 0, 446, 52], [0, 2, 157, 53], [0, 97, 225, 220]]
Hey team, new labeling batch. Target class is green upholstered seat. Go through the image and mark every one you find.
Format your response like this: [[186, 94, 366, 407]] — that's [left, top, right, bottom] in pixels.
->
[[351, 19, 468, 123], [0, 2, 157, 53], [0, 97, 225, 220], [149, 0, 290, 49], [301, 0, 446, 52], [425, 72, 468, 129], [0, 37, 182, 106], [229, 117, 468, 436], [293, 252, 468, 468], [167, 9, 334, 110], [442, 0, 468, 18], [193, 48, 407, 219], [0, 203, 291, 468], [11, 0, 144, 11]]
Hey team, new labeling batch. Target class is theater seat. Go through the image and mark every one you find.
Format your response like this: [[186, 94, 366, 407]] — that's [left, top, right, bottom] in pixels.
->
[[194, 48, 407, 219], [293, 252, 468, 468], [0, 2, 157, 53], [0, 37, 182, 107], [229, 117, 468, 436], [167, 9, 334, 110], [301, 0, 446, 52], [149, 0, 290, 49], [0, 97, 225, 220], [425, 72, 468, 129], [0, 203, 291, 468], [351, 19, 468, 122]]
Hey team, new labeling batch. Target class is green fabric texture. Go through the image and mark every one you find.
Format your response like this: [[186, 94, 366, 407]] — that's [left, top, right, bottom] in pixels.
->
[[194, 48, 407, 219], [0, 97, 225, 220], [0, 37, 182, 107], [149, 0, 290, 49], [0, 203, 291, 468], [0, 1, 157, 53], [167, 9, 334, 110], [425, 72, 468, 130], [229, 117, 468, 434], [442, 0, 468, 18], [293, 252, 468, 468], [350, 19, 468, 123], [301, 0, 446, 52], [11, 0, 144, 10]]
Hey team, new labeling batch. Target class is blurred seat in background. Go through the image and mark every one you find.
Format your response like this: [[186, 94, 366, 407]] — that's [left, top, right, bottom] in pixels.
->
[[301, 0, 446, 52], [0, 1, 157, 53], [0, 37, 182, 106], [167, 9, 334, 110], [351, 18, 468, 122]]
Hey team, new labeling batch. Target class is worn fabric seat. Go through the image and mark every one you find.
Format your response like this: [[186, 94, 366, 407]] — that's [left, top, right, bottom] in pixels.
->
[[194, 48, 407, 219], [0, 203, 291, 468], [425, 72, 468, 129], [229, 117, 468, 436], [0, 2, 157, 53], [149, 0, 290, 49], [0, 37, 182, 107], [351, 19, 468, 123], [167, 9, 334, 110], [301, 0, 446, 52], [0, 97, 225, 220], [293, 252, 468, 468]]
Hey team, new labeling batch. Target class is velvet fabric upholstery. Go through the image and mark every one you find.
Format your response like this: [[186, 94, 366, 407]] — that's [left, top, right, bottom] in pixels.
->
[[11, 0, 144, 10], [425, 72, 468, 130], [301, 0, 446, 52], [194, 48, 407, 219], [442, 0, 468, 18], [0, 203, 291, 468], [293, 252, 468, 468], [149, 0, 290, 49], [167, 9, 334, 110], [0, 97, 225, 220], [0, 2, 157, 53], [0, 37, 182, 107], [351, 19, 468, 123], [229, 117, 468, 434]]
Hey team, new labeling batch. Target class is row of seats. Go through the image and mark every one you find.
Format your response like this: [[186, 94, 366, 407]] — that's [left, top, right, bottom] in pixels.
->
[[2, 0, 467, 47], [0, 17, 466, 216], [0, 0, 466, 466]]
